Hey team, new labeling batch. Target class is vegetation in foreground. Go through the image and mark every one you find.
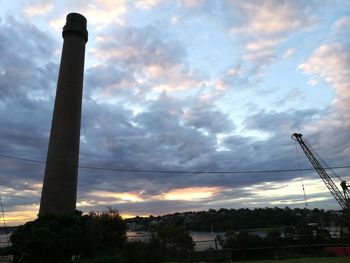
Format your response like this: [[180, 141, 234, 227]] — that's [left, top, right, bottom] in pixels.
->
[[1, 207, 349, 262], [4, 209, 194, 263]]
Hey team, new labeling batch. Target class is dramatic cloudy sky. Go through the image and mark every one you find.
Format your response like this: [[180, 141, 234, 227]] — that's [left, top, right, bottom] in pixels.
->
[[1, 0, 350, 225]]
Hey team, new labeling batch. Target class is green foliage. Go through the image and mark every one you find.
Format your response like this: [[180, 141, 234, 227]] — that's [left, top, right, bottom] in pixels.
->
[[218, 224, 338, 261], [154, 224, 194, 258], [65, 240, 163, 263], [120, 240, 163, 263], [86, 208, 126, 251], [219, 231, 264, 250], [126, 207, 340, 232], [11, 211, 87, 262], [10, 209, 126, 263], [218, 231, 266, 260]]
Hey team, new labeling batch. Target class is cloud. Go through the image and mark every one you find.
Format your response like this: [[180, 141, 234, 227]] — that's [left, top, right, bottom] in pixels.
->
[[226, 0, 316, 79], [0, 15, 60, 222], [89, 24, 206, 96], [134, 0, 162, 9], [46, 0, 127, 32], [91, 25, 185, 67], [160, 186, 221, 201], [1, 1, 349, 224], [243, 109, 321, 135], [333, 16, 350, 32], [231, 1, 309, 36], [183, 101, 234, 134], [283, 48, 297, 59], [82, 0, 127, 26], [273, 88, 304, 107], [24, 1, 54, 16], [89, 191, 145, 203], [181, 0, 205, 8], [3, 206, 39, 226], [0, 15, 57, 153], [297, 19, 350, 169], [299, 43, 350, 117]]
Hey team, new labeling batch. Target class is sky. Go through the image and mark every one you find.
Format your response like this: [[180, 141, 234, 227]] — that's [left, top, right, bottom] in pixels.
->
[[0, 0, 350, 225]]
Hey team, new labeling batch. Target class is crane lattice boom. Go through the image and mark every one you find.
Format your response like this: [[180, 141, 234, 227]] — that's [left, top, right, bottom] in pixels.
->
[[292, 133, 350, 211]]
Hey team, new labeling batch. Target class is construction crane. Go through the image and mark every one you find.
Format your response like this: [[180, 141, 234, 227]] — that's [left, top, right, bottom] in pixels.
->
[[292, 133, 350, 211]]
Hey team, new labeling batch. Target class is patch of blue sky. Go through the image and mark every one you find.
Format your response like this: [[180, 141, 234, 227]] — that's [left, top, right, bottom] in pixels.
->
[[0, 0, 27, 17], [125, 2, 180, 28], [127, 4, 240, 78], [261, 57, 334, 113], [172, 18, 240, 78], [183, 30, 239, 78]]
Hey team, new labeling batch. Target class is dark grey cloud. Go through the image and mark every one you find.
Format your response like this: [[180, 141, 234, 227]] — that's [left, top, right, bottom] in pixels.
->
[[0, 16, 59, 210], [243, 109, 322, 135], [1, 5, 349, 223], [184, 101, 234, 134], [75, 99, 329, 204], [92, 24, 186, 74], [0, 15, 58, 132]]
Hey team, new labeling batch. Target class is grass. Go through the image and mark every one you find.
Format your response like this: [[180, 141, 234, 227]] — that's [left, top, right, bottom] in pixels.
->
[[165, 257, 350, 263]]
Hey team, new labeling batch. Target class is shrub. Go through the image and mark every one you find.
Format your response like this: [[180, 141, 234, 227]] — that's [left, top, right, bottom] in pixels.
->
[[10, 209, 126, 263], [154, 224, 194, 259], [85, 208, 126, 251], [11, 211, 87, 263]]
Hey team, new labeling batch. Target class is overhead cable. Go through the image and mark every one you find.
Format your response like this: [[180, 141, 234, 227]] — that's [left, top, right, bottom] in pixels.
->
[[0, 153, 350, 174]]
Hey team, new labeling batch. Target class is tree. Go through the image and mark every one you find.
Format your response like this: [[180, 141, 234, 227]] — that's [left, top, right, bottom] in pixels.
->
[[10, 209, 126, 262], [11, 211, 87, 263], [155, 224, 194, 258], [86, 208, 126, 251]]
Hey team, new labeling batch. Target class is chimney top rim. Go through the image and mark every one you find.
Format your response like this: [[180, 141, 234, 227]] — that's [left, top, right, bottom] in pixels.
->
[[63, 12, 88, 42]]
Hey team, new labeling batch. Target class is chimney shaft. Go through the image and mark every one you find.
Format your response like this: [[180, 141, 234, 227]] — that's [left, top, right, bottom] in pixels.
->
[[39, 13, 88, 215]]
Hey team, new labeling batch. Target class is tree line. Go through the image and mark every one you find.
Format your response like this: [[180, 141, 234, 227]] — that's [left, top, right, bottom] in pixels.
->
[[1, 209, 194, 263], [126, 207, 342, 232]]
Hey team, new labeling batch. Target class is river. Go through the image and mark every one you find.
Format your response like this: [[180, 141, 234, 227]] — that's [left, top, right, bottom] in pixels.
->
[[127, 231, 225, 251]]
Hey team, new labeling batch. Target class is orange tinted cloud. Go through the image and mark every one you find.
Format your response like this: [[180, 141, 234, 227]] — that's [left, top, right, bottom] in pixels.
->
[[159, 187, 222, 201], [89, 191, 144, 203]]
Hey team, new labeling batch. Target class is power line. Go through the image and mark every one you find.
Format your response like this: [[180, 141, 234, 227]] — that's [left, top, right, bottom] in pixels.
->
[[0, 153, 350, 174]]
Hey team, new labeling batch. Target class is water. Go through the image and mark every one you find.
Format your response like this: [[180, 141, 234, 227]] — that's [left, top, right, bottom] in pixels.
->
[[190, 232, 225, 251], [0, 234, 11, 248], [126, 231, 224, 251], [126, 231, 152, 242]]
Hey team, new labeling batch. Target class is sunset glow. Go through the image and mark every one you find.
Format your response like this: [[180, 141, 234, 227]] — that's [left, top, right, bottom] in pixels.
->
[[161, 187, 221, 201], [0, 1, 349, 225]]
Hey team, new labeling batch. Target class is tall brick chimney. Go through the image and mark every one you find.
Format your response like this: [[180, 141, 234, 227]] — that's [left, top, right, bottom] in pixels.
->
[[39, 13, 88, 215]]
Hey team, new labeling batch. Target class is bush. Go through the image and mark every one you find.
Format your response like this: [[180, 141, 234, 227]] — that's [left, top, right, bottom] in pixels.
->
[[10, 209, 126, 263], [70, 240, 163, 263], [85, 208, 126, 251], [154, 224, 194, 259], [120, 239, 163, 263], [10, 211, 87, 262]]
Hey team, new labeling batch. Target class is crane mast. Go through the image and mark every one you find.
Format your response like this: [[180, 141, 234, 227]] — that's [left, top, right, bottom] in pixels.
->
[[292, 133, 350, 211]]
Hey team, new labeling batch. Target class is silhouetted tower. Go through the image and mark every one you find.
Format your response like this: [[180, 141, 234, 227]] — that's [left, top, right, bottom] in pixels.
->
[[39, 13, 88, 215]]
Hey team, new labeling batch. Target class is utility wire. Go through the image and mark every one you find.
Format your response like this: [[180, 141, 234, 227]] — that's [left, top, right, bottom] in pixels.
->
[[1, 153, 350, 174]]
